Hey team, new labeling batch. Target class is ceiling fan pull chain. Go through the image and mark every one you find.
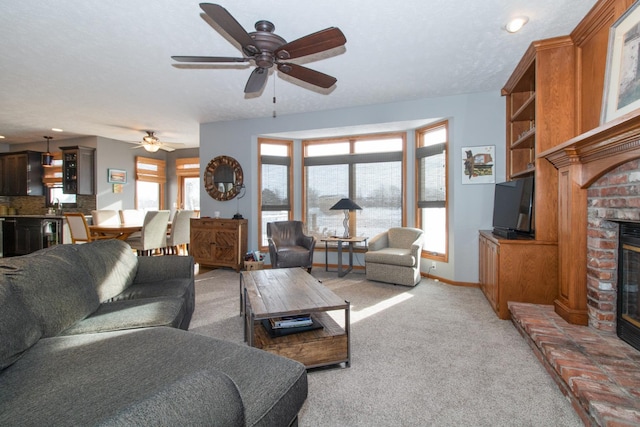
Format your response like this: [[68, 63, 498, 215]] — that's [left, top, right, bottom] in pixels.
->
[[272, 77, 277, 118]]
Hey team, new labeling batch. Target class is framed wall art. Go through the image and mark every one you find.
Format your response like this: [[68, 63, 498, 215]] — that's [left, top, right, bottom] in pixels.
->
[[601, 2, 640, 124], [461, 146, 495, 184], [107, 168, 127, 184]]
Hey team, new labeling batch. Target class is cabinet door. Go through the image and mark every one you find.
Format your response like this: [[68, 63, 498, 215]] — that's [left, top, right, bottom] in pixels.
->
[[213, 227, 238, 264], [15, 221, 43, 255], [190, 225, 214, 262], [479, 235, 499, 313]]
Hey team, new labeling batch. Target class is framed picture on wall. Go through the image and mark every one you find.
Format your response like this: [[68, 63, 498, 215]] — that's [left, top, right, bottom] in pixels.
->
[[107, 168, 127, 184], [601, 2, 640, 124], [461, 146, 495, 184]]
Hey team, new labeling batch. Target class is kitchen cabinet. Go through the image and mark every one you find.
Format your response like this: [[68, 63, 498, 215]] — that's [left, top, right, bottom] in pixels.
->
[[0, 151, 44, 196], [2, 216, 62, 257], [190, 218, 247, 271], [61, 146, 95, 195]]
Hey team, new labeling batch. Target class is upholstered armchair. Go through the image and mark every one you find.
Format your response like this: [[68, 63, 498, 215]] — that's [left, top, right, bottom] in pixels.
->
[[365, 227, 424, 286], [267, 221, 316, 273]]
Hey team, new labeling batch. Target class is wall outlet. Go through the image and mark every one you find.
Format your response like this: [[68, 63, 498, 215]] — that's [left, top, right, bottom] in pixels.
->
[[431, 261, 436, 270]]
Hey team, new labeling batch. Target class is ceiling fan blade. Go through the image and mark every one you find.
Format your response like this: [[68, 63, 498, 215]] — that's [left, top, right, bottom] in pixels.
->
[[244, 67, 269, 94], [172, 56, 248, 63], [275, 27, 346, 60], [199, 3, 259, 55], [277, 63, 337, 88]]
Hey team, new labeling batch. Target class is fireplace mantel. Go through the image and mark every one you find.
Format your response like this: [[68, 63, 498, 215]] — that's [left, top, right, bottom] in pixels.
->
[[540, 108, 640, 325], [541, 109, 640, 187]]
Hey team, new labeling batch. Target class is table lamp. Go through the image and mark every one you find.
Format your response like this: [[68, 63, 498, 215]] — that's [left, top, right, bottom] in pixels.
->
[[330, 198, 362, 238]]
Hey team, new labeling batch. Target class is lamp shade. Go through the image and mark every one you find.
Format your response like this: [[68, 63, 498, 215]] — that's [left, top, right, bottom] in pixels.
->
[[330, 198, 362, 211]]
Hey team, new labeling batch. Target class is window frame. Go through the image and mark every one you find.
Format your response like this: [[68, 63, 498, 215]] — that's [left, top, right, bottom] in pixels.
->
[[302, 132, 407, 241], [135, 156, 166, 210], [415, 120, 449, 262], [258, 138, 293, 250], [175, 157, 200, 211]]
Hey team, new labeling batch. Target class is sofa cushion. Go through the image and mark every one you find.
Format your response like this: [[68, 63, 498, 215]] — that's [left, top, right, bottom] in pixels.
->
[[0, 245, 99, 337], [108, 278, 191, 301], [365, 247, 415, 267], [73, 239, 139, 302], [0, 277, 42, 371], [60, 297, 186, 335], [0, 328, 305, 426]]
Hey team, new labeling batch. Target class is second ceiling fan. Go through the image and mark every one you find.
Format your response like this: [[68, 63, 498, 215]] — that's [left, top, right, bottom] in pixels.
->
[[172, 3, 347, 94]]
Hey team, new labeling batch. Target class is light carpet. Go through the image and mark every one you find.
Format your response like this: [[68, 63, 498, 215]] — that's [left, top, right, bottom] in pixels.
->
[[189, 268, 581, 426]]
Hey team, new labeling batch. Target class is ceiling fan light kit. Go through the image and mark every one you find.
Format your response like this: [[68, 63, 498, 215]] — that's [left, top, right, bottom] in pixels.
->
[[172, 3, 347, 95]]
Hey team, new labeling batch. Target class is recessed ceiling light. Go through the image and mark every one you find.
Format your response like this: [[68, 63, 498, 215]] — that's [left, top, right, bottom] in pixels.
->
[[0, 135, 5, 139], [505, 16, 529, 33], [51, 128, 63, 132]]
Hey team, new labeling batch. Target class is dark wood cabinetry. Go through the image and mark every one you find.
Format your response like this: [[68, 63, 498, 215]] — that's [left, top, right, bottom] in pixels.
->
[[0, 151, 44, 196], [190, 218, 248, 271], [478, 231, 558, 319], [61, 146, 95, 195]]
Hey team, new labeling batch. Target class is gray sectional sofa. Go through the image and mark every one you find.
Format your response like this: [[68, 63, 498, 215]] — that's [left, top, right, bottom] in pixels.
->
[[0, 239, 307, 426]]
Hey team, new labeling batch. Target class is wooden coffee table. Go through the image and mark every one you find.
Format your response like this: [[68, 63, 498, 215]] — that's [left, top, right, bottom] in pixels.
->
[[240, 268, 351, 369]]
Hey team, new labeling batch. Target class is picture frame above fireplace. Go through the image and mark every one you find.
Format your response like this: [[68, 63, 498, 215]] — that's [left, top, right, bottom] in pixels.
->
[[601, 2, 640, 124]]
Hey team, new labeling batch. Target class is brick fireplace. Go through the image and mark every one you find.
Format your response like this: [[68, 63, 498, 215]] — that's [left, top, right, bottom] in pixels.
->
[[587, 158, 640, 334], [509, 111, 640, 426]]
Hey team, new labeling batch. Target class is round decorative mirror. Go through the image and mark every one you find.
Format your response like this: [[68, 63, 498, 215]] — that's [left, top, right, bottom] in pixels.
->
[[204, 155, 244, 201]]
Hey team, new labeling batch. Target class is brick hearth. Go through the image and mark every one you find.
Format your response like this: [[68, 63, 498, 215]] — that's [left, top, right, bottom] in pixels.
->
[[509, 302, 640, 426]]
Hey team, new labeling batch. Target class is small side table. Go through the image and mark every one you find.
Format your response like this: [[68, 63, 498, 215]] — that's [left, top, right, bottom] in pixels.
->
[[321, 236, 367, 277]]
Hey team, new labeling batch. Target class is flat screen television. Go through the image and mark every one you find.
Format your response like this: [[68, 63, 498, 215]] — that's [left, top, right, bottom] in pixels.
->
[[491, 176, 534, 239]]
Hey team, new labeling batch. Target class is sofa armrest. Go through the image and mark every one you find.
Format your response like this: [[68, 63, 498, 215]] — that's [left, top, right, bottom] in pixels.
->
[[368, 232, 389, 252], [134, 256, 194, 283]]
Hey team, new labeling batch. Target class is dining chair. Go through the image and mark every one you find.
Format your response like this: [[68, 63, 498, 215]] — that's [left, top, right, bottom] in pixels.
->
[[64, 212, 109, 244], [119, 209, 145, 224], [165, 210, 197, 255], [90, 210, 120, 226], [126, 210, 170, 256]]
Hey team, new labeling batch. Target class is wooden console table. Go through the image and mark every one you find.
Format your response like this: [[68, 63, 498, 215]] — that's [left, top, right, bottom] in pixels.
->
[[190, 218, 247, 271]]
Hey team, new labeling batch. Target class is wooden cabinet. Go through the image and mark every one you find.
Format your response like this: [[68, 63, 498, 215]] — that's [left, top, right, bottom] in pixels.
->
[[478, 231, 558, 319], [61, 146, 95, 195], [0, 151, 44, 196], [502, 36, 576, 242], [190, 218, 247, 271]]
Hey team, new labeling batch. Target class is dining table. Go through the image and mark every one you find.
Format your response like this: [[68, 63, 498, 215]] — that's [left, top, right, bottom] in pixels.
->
[[88, 223, 143, 241]]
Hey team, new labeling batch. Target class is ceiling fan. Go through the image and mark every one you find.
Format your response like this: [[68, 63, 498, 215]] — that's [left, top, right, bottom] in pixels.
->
[[133, 131, 184, 153], [172, 3, 347, 94]]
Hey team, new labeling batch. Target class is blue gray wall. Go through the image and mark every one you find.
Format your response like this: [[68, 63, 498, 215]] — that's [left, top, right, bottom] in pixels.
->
[[200, 90, 505, 284]]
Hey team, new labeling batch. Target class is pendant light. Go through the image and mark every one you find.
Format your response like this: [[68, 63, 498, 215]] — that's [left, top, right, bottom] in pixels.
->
[[42, 136, 53, 167]]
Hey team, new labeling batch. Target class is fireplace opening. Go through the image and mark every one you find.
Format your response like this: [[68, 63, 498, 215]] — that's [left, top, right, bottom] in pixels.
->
[[618, 222, 640, 351]]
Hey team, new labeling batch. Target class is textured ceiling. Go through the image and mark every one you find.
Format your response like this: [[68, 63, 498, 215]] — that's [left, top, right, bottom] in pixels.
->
[[0, 0, 598, 148]]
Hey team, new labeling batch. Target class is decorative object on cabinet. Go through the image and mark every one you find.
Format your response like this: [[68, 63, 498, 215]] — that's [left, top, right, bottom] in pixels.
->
[[329, 198, 361, 239], [461, 146, 495, 184], [61, 146, 95, 195], [107, 168, 127, 184], [203, 155, 244, 201], [601, 2, 640, 124], [233, 183, 246, 219], [42, 136, 54, 167], [190, 218, 248, 271]]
